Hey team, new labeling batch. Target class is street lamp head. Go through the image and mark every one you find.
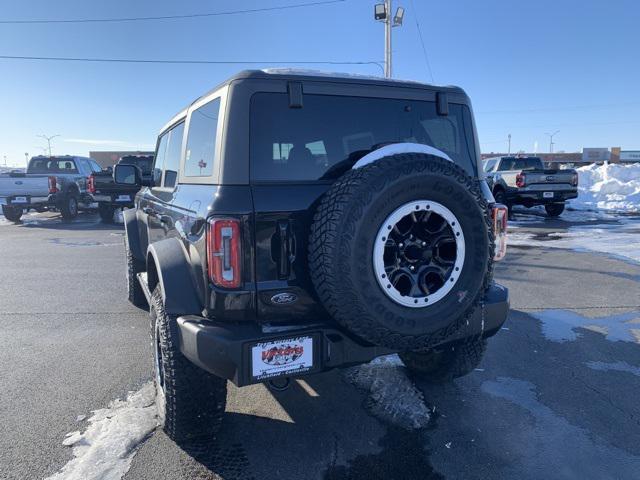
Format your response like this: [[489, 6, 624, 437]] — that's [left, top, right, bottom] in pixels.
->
[[374, 3, 387, 20], [393, 7, 405, 26]]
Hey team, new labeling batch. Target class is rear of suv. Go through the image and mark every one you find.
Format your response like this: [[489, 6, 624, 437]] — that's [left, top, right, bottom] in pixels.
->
[[115, 70, 510, 443]]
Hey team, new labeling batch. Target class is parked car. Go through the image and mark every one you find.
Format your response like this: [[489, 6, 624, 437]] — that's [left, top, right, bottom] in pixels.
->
[[0, 155, 102, 222], [115, 69, 510, 443], [483, 156, 578, 217], [90, 154, 153, 222]]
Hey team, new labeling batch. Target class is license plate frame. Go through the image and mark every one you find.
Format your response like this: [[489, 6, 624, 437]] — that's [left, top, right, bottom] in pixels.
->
[[11, 196, 29, 204], [543, 192, 554, 199], [249, 335, 318, 382], [116, 194, 131, 202]]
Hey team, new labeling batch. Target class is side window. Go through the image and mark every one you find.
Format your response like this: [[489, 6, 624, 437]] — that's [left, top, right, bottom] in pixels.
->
[[153, 133, 169, 186], [163, 122, 185, 188], [184, 98, 221, 177], [90, 160, 102, 172], [498, 158, 513, 171]]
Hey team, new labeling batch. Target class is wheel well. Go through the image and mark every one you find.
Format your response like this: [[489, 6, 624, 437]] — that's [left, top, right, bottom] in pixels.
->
[[147, 253, 159, 294], [492, 185, 505, 195]]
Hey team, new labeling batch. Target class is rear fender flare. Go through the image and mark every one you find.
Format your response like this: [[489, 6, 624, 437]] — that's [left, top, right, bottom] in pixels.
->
[[147, 237, 202, 316]]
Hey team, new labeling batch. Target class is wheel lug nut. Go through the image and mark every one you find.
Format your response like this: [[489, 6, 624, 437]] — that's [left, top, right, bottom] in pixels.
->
[[399, 243, 404, 248], [410, 265, 415, 271], [421, 241, 426, 247]]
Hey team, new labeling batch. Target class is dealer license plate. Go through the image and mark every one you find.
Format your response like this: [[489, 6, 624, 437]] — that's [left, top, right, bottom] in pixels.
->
[[251, 336, 314, 381], [12, 196, 28, 204], [543, 192, 554, 198], [116, 194, 131, 202]]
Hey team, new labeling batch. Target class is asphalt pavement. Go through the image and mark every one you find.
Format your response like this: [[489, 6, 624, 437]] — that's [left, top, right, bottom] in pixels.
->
[[0, 208, 639, 480]]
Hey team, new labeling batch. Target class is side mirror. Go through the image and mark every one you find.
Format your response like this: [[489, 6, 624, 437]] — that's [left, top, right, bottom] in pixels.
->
[[113, 164, 142, 186]]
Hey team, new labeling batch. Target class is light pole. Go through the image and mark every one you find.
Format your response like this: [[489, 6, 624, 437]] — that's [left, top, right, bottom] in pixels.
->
[[375, 2, 404, 78], [24, 152, 29, 166], [37, 134, 60, 157], [545, 130, 560, 154], [507, 134, 511, 154]]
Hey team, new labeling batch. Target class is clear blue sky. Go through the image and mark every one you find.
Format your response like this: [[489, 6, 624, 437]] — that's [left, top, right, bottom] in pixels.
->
[[1, 0, 638, 166]]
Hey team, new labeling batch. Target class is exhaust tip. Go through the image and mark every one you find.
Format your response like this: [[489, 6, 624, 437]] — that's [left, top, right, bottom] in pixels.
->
[[267, 377, 291, 391]]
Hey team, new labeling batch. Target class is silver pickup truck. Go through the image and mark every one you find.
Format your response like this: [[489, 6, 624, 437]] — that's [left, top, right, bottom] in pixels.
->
[[0, 156, 102, 222], [483, 156, 578, 217]]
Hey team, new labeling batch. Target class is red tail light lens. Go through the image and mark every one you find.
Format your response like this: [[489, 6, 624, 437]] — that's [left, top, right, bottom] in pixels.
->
[[207, 218, 242, 289], [516, 172, 526, 188], [87, 176, 96, 194], [491, 204, 508, 261], [571, 172, 578, 187], [48, 176, 58, 194]]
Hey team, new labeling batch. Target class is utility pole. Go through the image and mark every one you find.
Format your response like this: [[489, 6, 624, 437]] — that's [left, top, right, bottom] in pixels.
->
[[507, 134, 511, 154], [24, 152, 29, 166], [375, 2, 404, 78], [545, 130, 560, 154], [37, 134, 60, 157]]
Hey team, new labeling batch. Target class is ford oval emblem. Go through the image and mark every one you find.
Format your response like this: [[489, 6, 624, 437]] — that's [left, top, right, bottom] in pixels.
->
[[546, 176, 555, 181], [270, 292, 298, 305], [14, 181, 23, 185]]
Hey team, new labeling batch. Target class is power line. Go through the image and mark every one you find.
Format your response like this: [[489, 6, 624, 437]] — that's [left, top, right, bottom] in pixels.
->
[[0, 0, 346, 24], [409, 0, 434, 83], [478, 102, 640, 115], [0, 54, 384, 73]]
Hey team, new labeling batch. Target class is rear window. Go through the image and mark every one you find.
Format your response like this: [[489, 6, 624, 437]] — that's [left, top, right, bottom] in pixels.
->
[[499, 157, 543, 171], [27, 158, 78, 174], [250, 93, 476, 182]]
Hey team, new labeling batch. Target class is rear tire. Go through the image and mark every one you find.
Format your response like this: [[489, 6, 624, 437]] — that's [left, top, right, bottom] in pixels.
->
[[150, 286, 227, 443], [545, 203, 565, 217], [98, 203, 115, 223], [125, 240, 147, 309], [2, 205, 23, 223], [59, 193, 79, 220], [400, 337, 487, 384]]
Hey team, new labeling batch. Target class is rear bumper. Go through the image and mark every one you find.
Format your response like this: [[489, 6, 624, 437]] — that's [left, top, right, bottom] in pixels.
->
[[173, 283, 509, 387], [508, 189, 578, 204], [0, 195, 51, 207]]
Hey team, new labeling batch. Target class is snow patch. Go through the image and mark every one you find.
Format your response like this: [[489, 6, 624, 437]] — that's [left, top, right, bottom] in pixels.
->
[[344, 354, 431, 430], [46, 382, 158, 480], [572, 163, 640, 212]]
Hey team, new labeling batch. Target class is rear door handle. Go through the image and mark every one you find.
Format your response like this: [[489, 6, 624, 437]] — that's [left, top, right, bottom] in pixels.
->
[[142, 207, 155, 217]]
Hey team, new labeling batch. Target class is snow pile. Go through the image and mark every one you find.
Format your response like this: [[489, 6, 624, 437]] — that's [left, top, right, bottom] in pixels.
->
[[572, 163, 640, 212], [344, 354, 431, 429], [46, 382, 158, 480]]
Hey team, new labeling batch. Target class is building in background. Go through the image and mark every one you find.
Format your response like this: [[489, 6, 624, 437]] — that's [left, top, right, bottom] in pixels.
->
[[481, 147, 639, 168], [89, 151, 154, 169]]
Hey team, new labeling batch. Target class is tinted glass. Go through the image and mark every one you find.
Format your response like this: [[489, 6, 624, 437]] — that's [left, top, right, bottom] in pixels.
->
[[499, 157, 543, 171], [483, 159, 497, 172], [90, 160, 103, 172], [250, 93, 476, 181], [163, 122, 184, 188], [184, 98, 221, 177], [153, 134, 168, 186], [27, 158, 78, 174], [120, 155, 153, 174]]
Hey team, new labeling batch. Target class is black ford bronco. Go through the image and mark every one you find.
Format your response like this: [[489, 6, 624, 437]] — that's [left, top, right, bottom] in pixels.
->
[[115, 69, 509, 442]]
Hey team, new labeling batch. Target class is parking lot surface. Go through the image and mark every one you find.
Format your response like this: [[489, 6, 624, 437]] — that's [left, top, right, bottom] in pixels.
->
[[1, 209, 639, 480]]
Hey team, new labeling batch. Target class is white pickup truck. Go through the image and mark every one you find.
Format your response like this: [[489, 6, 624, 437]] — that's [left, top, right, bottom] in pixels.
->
[[483, 156, 578, 217], [0, 156, 102, 222]]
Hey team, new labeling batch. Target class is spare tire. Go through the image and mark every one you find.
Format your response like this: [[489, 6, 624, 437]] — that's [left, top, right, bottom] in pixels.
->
[[309, 153, 494, 351]]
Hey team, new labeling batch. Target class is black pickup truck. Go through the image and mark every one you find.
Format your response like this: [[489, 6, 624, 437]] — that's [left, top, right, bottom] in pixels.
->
[[115, 70, 510, 443], [89, 155, 153, 222]]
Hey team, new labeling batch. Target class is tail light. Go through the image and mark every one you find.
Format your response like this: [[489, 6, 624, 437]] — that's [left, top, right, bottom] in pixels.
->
[[48, 176, 58, 194], [491, 204, 508, 261], [571, 172, 578, 187], [87, 176, 96, 194], [207, 218, 242, 289], [516, 172, 526, 188]]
